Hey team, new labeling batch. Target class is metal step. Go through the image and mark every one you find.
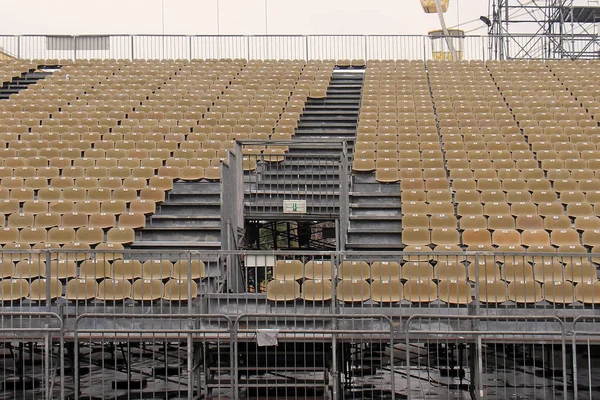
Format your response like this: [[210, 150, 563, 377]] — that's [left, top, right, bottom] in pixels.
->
[[130, 240, 221, 251]]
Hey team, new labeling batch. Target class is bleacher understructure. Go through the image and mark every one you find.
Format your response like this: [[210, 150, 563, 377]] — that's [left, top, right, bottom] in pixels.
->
[[1, 57, 600, 399]]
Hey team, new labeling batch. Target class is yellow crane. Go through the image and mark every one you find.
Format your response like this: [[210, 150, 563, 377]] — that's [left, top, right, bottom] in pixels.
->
[[421, 0, 462, 61]]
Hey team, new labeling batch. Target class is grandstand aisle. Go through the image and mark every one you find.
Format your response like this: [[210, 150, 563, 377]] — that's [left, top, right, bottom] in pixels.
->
[[349, 60, 440, 251]]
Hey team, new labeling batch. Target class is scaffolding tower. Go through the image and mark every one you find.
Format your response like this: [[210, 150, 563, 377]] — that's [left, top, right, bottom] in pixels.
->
[[490, 0, 600, 59]]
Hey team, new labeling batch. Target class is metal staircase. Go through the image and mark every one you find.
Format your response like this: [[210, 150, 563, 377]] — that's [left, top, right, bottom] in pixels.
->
[[131, 181, 222, 251], [0, 68, 54, 99], [243, 70, 364, 250]]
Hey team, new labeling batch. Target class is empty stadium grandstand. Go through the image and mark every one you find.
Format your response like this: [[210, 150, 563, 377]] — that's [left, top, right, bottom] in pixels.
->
[[2, 1, 600, 399]]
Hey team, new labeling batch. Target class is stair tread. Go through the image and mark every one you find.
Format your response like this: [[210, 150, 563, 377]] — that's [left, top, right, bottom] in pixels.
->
[[132, 240, 221, 247], [350, 215, 402, 220], [350, 192, 401, 197], [349, 227, 403, 233], [151, 214, 220, 219]]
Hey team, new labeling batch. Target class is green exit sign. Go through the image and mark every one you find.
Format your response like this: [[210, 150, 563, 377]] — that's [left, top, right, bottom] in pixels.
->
[[283, 200, 307, 214]]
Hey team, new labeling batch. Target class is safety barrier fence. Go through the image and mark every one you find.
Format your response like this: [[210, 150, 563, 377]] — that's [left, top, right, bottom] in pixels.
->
[[238, 140, 349, 219], [0, 312, 599, 399], [0, 34, 598, 61], [0, 249, 599, 321]]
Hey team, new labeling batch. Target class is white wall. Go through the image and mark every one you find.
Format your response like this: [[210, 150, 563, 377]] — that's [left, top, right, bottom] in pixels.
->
[[0, 0, 489, 36]]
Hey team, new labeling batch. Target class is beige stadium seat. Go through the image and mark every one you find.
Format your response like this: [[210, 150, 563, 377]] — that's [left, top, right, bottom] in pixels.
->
[[402, 262, 434, 280], [0, 279, 29, 301], [438, 280, 472, 304], [543, 215, 571, 230], [163, 279, 198, 301], [551, 229, 581, 246], [338, 260, 370, 280], [404, 280, 437, 303], [502, 260, 534, 282], [564, 261, 598, 282], [336, 280, 371, 302], [89, 212, 116, 229], [430, 214, 457, 229], [543, 281, 575, 304], [433, 256, 467, 281], [0, 227, 18, 244], [111, 259, 143, 280], [370, 261, 401, 281], [575, 281, 600, 303], [431, 228, 460, 245], [79, 259, 112, 279], [402, 227, 430, 245], [370, 280, 403, 303], [131, 279, 164, 301], [521, 230, 550, 246], [97, 279, 132, 301], [476, 280, 508, 303], [130, 200, 156, 215], [402, 214, 429, 228], [14, 260, 46, 279], [273, 259, 304, 280], [29, 278, 62, 301], [107, 227, 135, 244], [75, 227, 104, 244], [376, 168, 400, 183], [118, 212, 146, 229], [301, 279, 333, 302], [65, 278, 98, 301], [303, 260, 333, 280], [492, 229, 521, 246], [266, 279, 300, 301], [171, 260, 206, 280], [462, 229, 492, 246], [508, 281, 543, 303], [138, 258, 173, 280]]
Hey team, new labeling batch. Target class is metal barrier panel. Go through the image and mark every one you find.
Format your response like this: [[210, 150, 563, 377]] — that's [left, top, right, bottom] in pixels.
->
[[2, 33, 600, 60], [307, 35, 368, 60], [571, 316, 600, 400], [366, 35, 426, 61], [234, 314, 395, 400], [406, 315, 567, 400], [0, 249, 599, 323], [73, 314, 232, 400], [242, 141, 346, 218], [191, 35, 250, 59], [0, 312, 63, 400], [248, 36, 308, 60]]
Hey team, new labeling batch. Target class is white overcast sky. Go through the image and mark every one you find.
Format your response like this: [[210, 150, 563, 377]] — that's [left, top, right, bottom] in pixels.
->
[[0, 0, 596, 36], [0, 0, 492, 36]]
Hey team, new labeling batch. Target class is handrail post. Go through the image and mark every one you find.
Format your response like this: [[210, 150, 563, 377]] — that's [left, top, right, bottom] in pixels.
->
[[130, 35, 134, 60]]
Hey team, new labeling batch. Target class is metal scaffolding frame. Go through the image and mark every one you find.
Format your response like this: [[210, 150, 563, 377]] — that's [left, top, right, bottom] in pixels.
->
[[490, 0, 600, 59]]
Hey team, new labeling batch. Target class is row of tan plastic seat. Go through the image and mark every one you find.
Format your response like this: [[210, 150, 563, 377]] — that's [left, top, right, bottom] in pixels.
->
[[400, 187, 600, 201], [0, 175, 174, 190], [0, 258, 205, 279], [402, 198, 600, 218], [440, 177, 600, 191], [0, 130, 293, 141], [0, 146, 231, 159], [266, 279, 600, 304], [0, 278, 198, 301], [0, 211, 146, 229], [0, 116, 285, 128], [401, 227, 600, 247], [0, 226, 135, 244], [0, 154, 223, 169], [0, 198, 156, 215], [369, 162, 600, 177], [402, 212, 600, 230], [272, 259, 597, 283]]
